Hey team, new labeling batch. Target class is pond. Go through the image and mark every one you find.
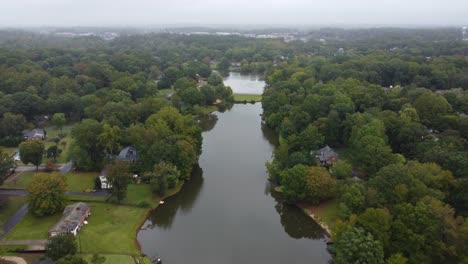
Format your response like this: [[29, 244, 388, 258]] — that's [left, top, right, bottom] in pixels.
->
[[137, 103, 331, 264], [223, 72, 265, 94]]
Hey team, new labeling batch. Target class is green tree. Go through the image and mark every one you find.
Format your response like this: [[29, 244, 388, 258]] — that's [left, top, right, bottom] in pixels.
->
[[339, 182, 366, 215], [386, 253, 408, 264], [280, 165, 336, 204], [304, 166, 336, 204], [46, 234, 77, 260], [280, 164, 309, 203], [70, 119, 103, 171], [19, 140, 45, 171], [352, 135, 403, 176], [207, 71, 223, 86], [218, 57, 230, 71], [357, 208, 392, 252], [334, 227, 385, 264], [107, 161, 131, 203], [0, 147, 14, 185], [28, 173, 67, 216], [0, 112, 27, 137], [149, 162, 180, 196], [46, 145, 60, 162], [332, 160, 353, 179], [97, 123, 121, 156], [52, 113, 66, 131], [413, 92, 452, 125]]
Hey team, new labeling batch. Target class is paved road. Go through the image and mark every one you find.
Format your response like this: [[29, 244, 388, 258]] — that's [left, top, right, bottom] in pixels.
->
[[59, 161, 73, 174], [0, 189, 28, 196], [14, 165, 46, 172], [0, 203, 28, 239]]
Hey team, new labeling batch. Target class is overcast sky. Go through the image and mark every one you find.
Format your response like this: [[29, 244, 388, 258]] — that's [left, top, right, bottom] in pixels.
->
[[0, 0, 467, 27]]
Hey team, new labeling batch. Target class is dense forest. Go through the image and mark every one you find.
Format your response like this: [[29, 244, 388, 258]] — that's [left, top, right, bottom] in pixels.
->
[[262, 29, 468, 263], [0, 28, 467, 263]]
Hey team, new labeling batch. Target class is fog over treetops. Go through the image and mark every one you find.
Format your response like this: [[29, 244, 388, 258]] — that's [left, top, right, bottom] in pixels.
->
[[1, 0, 467, 27]]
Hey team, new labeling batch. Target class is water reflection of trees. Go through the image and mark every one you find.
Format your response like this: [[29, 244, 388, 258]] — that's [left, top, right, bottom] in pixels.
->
[[270, 186, 327, 240], [199, 114, 218, 132], [146, 165, 204, 230], [275, 203, 327, 239], [261, 124, 279, 147]]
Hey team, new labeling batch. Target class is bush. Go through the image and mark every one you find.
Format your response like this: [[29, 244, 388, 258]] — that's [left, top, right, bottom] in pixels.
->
[[94, 176, 101, 190], [46, 234, 77, 260], [0, 136, 23, 147]]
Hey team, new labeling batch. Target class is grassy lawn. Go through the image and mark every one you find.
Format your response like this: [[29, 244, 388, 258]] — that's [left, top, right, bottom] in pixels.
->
[[233, 93, 262, 102], [1, 171, 97, 192], [77, 203, 147, 255], [301, 199, 340, 232], [125, 182, 183, 206], [0, 196, 28, 236], [64, 172, 98, 192], [125, 184, 155, 205], [6, 211, 62, 240], [1, 171, 36, 189], [45, 124, 73, 139], [0, 147, 17, 156], [44, 124, 74, 164], [4, 181, 184, 256], [81, 254, 136, 264]]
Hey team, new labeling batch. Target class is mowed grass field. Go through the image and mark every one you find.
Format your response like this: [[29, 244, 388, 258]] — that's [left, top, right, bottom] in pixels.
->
[[3, 173, 183, 256], [1, 171, 97, 192], [0, 196, 28, 236], [77, 203, 148, 254], [233, 93, 262, 102], [6, 210, 62, 240]]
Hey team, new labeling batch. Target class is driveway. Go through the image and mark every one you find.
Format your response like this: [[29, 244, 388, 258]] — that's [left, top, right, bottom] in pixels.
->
[[59, 161, 73, 174], [0, 189, 28, 196], [14, 165, 46, 172], [0, 203, 28, 238]]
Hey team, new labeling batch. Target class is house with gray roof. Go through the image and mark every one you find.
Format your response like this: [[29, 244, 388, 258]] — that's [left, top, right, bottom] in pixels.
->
[[48, 202, 90, 237], [23, 129, 45, 140], [311, 145, 339, 166], [117, 146, 138, 162]]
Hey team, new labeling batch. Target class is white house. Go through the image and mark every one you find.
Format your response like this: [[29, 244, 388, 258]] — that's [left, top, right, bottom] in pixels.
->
[[99, 175, 112, 189]]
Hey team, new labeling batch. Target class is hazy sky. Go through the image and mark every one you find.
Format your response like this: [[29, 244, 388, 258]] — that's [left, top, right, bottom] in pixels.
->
[[0, 0, 467, 27]]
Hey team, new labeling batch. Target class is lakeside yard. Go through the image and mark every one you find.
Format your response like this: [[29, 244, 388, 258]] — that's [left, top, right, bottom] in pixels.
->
[[298, 199, 339, 236], [1, 169, 183, 262], [233, 93, 262, 102]]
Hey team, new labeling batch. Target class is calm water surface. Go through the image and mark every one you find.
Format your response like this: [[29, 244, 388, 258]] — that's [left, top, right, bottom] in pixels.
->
[[223, 72, 265, 94], [137, 103, 331, 264]]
